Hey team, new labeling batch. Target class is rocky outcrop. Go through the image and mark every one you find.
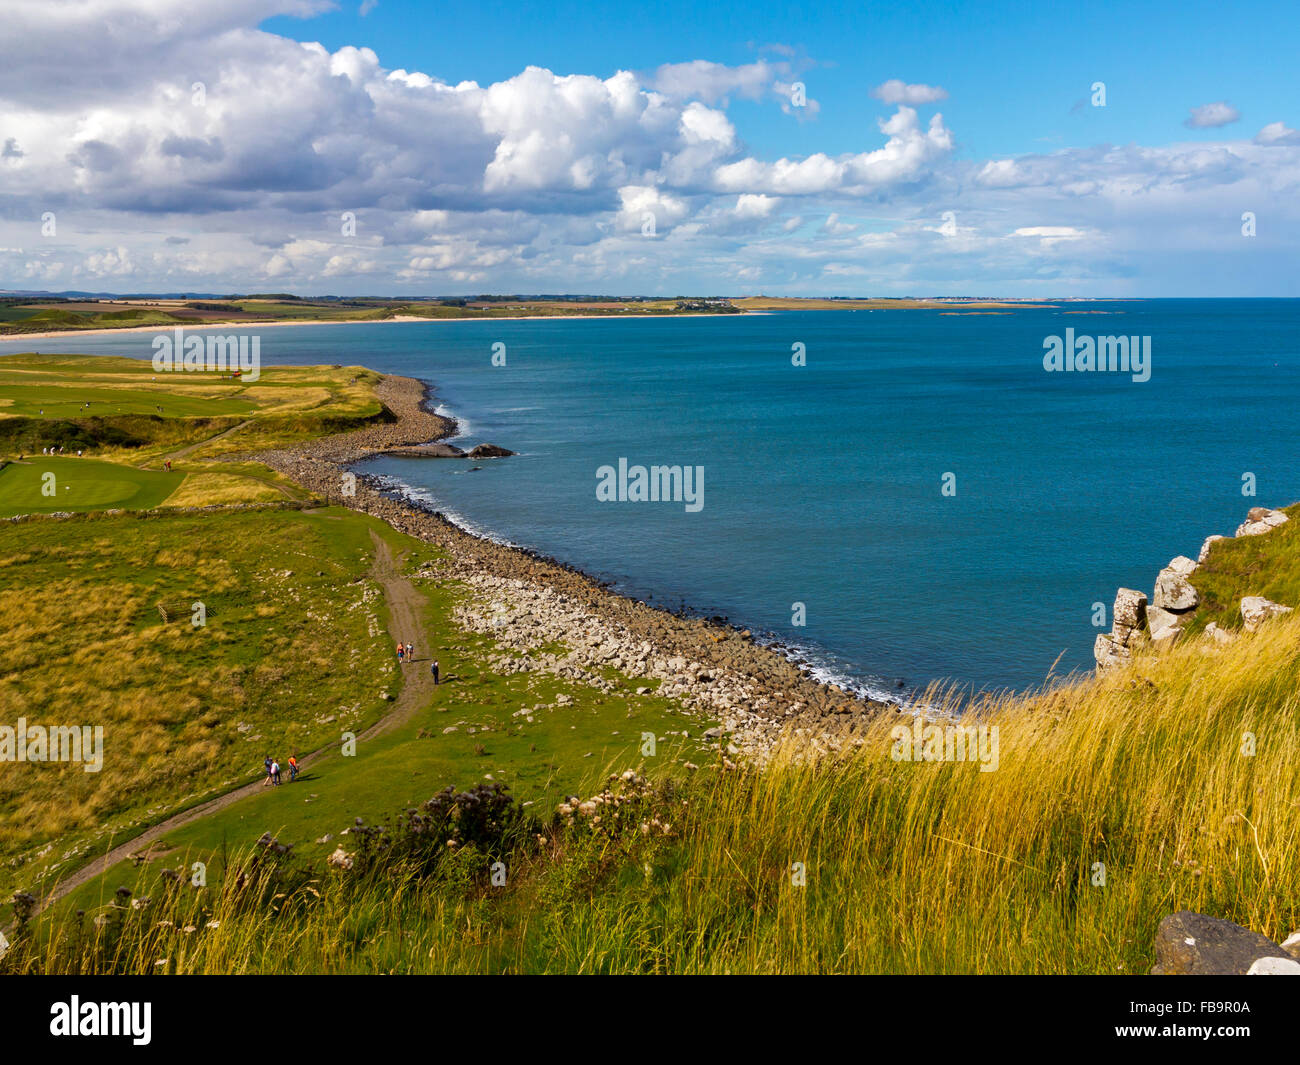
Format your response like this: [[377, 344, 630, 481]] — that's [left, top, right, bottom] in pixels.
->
[[1240, 595, 1293, 633], [1094, 589, 1148, 670], [1094, 505, 1294, 671], [1151, 912, 1296, 975], [378, 441, 515, 459], [1236, 507, 1289, 538]]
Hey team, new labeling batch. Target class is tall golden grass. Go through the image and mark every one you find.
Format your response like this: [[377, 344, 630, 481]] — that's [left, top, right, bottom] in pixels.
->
[[10, 611, 1297, 974]]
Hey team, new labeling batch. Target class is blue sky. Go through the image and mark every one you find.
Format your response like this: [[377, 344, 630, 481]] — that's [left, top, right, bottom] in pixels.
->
[[264, 0, 1300, 160], [1, 0, 1298, 296]]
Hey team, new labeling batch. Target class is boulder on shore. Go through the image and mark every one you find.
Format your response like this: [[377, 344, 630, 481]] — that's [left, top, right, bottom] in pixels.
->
[[1150, 911, 1294, 975]]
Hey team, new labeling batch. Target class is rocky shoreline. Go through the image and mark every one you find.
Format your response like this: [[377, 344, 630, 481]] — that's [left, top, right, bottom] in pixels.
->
[[245, 373, 896, 760]]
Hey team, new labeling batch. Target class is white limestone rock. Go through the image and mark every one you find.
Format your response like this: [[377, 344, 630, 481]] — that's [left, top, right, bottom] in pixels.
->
[[1241, 596, 1293, 633]]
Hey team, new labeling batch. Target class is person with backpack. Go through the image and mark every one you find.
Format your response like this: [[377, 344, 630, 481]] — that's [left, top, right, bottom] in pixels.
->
[[263, 755, 273, 786], [288, 755, 299, 782], [431, 660, 439, 685], [271, 759, 281, 785]]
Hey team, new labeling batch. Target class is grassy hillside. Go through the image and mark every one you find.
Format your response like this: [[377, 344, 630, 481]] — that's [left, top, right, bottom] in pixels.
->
[[1181, 504, 1300, 631], [8, 601, 1299, 974], [0, 296, 739, 336], [0, 507, 397, 899], [0, 507, 715, 920], [9, 513, 1300, 974]]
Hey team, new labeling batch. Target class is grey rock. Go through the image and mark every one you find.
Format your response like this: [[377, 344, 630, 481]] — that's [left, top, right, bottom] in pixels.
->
[[1113, 588, 1148, 634], [1145, 606, 1180, 632], [1094, 633, 1129, 671]]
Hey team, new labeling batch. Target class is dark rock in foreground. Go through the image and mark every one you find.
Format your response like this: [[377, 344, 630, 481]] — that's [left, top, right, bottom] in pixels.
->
[[467, 443, 515, 458], [1150, 911, 1294, 975]]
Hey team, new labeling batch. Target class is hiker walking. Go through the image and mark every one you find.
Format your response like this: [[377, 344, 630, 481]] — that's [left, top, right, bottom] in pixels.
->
[[271, 759, 282, 785], [431, 660, 439, 685], [405, 642, 414, 662], [288, 755, 299, 782], [263, 755, 272, 786], [397, 642, 405, 663]]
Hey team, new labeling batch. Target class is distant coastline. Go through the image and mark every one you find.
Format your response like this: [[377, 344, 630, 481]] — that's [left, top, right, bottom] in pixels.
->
[[0, 295, 1067, 343], [2, 311, 759, 343]]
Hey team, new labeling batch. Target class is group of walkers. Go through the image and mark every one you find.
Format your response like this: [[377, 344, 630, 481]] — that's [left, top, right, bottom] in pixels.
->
[[255, 642, 439, 790], [396, 640, 439, 684], [262, 754, 299, 786]]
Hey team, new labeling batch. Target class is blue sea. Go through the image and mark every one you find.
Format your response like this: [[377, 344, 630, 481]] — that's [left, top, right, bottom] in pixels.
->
[[7, 299, 1297, 698]]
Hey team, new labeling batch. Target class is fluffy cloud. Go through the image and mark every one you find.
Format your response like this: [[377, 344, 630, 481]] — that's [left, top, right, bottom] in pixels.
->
[[0, 0, 1293, 297], [1009, 226, 1086, 247], [650, 60, 775, 103], [714, 107, 952, 194], [1254, 121, 1300, 146], [1185, 102, 1241, 128], [870, 80, 948, 106]]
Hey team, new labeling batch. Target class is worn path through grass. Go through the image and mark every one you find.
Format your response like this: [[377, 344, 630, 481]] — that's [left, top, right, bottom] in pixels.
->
[[24, 529, 435, 920]]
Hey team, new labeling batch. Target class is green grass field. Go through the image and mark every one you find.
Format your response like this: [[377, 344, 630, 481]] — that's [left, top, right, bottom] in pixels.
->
[[0, 507, 396, 897], [0, 456, 183, 516], [0, 383, 258, 420], [0, 352, 386, 507]]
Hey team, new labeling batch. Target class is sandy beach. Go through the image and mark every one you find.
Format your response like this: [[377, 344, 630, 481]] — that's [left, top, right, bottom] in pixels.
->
[[2, 311, 757, 344]]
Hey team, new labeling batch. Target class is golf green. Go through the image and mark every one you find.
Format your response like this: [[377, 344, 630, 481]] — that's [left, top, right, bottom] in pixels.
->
[[0, 455, 183, 516]]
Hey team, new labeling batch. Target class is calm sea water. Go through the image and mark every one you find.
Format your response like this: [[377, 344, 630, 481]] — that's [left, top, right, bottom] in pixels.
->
[[7, 299, 1297, 697]]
